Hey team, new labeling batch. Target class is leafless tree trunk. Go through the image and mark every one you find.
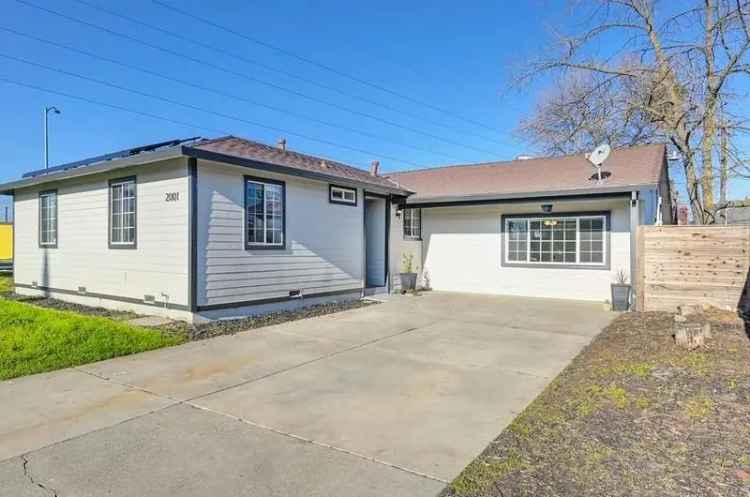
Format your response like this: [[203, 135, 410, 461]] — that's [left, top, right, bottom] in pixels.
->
[[719, 116, 730, 223], [515, 0, 750, 224]]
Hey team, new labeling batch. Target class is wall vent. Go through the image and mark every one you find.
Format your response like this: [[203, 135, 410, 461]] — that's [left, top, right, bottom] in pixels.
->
[[31, 281, 38, 288], [78, 286, 87, 294], [143, 294, 156, 304], [289, 289, 302, 298]]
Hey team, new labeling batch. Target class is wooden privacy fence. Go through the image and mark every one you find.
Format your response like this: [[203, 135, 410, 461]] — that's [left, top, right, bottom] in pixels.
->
[[636, 225, 750, 312]]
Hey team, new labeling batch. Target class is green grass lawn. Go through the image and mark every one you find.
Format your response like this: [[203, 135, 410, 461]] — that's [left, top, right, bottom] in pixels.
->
[[0, 273, 12, 294], [0, 298, 184, 380]]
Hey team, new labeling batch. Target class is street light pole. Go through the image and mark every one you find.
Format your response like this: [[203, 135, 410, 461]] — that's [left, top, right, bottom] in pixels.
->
[[44, 106, 61, 170]]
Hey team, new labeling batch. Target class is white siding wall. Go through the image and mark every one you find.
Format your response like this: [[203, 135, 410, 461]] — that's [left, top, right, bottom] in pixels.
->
[[196, 161, 364, 307], [14, 159, 191, 315], [394, 198, 631, 302]]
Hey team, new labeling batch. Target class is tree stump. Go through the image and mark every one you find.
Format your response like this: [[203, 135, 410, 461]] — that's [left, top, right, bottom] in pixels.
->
[[673, 314, 711, 349]]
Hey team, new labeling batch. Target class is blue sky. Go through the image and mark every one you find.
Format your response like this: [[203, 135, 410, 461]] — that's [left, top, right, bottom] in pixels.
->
[[0, 0, 748, 217]]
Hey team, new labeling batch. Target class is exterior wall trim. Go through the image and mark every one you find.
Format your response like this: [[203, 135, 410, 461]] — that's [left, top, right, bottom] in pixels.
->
[[406, 192, 631, 209], [500, 210, 612, 270], [14, 283, 190, 311], [188, 158, 198, 312], [195, 287, 362, 312]]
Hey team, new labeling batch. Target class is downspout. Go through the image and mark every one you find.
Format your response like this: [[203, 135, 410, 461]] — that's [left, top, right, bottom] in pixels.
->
[[361, 189, 366, 298], [385, 195, 391, 294], [188, 158, 198, 314]]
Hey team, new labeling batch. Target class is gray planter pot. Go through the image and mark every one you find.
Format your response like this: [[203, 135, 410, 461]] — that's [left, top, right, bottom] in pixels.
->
[[399, 273, 417, 292], [611, 283, 631, 311]]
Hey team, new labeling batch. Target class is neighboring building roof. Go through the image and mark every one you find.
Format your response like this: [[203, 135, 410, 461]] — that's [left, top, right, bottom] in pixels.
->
[[0, 135, 410, 195], [185, 136, 407, 193], [726, 205, 750, 224], [387, 143, 667, 204]]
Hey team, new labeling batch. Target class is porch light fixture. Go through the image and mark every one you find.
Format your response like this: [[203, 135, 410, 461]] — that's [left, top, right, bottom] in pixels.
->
[[541, 204, 553, 213]]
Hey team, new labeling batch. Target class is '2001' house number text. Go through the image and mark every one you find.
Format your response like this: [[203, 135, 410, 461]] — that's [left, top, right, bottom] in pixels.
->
[[165, 192, 180, 202]]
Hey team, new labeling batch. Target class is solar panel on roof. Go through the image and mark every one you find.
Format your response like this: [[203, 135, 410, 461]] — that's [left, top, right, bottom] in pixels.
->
[[22, 137, 201, 179]]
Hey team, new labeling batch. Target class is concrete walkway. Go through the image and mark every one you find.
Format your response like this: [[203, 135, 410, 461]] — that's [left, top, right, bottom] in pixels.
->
[[0, 292, 614, 497]]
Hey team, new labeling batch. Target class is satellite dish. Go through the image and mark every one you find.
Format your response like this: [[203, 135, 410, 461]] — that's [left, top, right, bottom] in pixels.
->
[[588, 143, 611, 166], [588, 143, 611, 181]]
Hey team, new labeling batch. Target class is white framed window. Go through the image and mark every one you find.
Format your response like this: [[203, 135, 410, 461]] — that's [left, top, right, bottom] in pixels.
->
[[329, 185, 357, 205], [403, 208, 421, 240], [39, 190, 57, 248], [246, 176, 285, 249], [109, 177, 136, 248], [503, 214, 607, 267]]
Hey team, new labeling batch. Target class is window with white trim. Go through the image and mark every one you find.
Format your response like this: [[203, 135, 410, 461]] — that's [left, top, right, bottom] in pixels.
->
[[403, 208, 421, 239], [110, 177, 136, 247], [246, 177, 284, 248], [505, 214, 606, 266], [39, 190, 57, 247], [330, 185, 356, 205]]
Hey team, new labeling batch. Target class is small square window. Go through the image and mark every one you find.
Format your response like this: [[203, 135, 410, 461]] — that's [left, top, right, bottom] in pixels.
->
[[329, 185, 357, 205]]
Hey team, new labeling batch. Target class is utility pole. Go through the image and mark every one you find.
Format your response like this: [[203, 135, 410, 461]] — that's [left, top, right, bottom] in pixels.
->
[[44, 106, 61, 169]]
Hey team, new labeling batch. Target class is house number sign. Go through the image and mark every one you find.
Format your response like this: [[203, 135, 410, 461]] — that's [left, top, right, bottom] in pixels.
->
[[165, 192, 180, 202]]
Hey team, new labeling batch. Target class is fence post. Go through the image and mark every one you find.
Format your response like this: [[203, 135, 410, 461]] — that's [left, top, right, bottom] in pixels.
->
[[635, 225, 646, 311]]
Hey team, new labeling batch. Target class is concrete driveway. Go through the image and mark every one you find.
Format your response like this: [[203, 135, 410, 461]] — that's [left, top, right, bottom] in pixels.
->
[[0, 292, 614, 497]]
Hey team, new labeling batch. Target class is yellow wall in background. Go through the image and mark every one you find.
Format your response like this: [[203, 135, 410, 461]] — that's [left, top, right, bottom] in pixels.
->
[[0, 224, 13, 260]]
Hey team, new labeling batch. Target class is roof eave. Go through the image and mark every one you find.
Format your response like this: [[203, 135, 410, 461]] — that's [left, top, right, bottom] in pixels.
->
[[404, 183, 660, 207], [183, 146, 412, 196]]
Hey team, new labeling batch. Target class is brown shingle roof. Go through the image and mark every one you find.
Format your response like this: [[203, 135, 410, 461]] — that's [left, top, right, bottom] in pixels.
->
[[387, 143, 667, 203], [189, 136, 409, 192]]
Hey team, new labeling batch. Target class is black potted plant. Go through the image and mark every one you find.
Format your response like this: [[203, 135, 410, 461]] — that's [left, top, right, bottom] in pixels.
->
[[399, 253, 418, 293], [611, 269, 631, 311]]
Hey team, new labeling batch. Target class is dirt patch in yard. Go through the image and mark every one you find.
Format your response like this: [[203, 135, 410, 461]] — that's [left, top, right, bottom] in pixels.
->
[[187, 300, 377, 340], [443, 312, 750, 497]]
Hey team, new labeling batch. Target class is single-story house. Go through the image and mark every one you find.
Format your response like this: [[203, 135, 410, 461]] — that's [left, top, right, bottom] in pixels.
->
[[0, 136, 672, 322]]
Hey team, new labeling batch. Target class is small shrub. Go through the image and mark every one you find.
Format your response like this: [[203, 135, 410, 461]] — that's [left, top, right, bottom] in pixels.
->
[[604, 383, 630, 409], [684, 396, 715, 420]]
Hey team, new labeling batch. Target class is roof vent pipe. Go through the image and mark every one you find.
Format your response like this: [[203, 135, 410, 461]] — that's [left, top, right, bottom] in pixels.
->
[[370, 160, 380, 176], [276, 138, 287, 152]]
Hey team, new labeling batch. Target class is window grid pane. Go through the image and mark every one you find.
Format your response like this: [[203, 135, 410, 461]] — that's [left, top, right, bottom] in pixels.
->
[[110, 180, 135, 246], [403, 209, 421, 238], [246, 180, 284, 247], [507, 215, 605, 266], [40, 192, 57, 246]]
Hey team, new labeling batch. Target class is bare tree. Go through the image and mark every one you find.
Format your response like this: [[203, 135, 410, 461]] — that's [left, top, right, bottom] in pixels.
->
[[516, 0, 750, 224], [519, 71, 661, 155]]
